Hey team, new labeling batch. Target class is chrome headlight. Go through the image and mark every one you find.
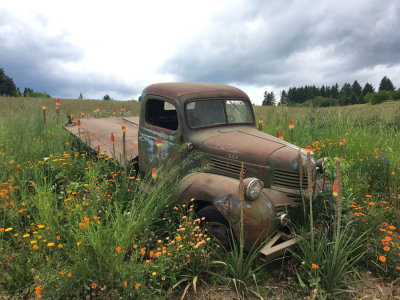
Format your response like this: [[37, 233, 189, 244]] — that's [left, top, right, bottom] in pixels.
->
[[244, 178, 264, 201]]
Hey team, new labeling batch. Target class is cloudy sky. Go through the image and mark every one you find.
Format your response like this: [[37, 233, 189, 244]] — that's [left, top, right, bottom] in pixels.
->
[[1, 0, 399, 104]]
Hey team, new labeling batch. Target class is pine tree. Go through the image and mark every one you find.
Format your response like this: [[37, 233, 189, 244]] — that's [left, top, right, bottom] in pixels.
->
[[262, 91, 275, 106], [379, 76, 395, 92], [351, 80, 362, 104], [0, 68, 18, 96], [362, 82, 375, 98]]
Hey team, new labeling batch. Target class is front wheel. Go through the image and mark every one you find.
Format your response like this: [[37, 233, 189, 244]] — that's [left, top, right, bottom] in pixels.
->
[[196, 206, 233, 250]]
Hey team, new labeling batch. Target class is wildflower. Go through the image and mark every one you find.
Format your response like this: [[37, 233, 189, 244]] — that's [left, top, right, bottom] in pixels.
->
[[305, 145, 312, 154], [31, 240, 37, 244], [311, 263, 318, 269], [121, 126, 126, 133], [33, 245, 39, 250], [383, 246, 390, 251], [91, 283, 97, 289], [67, 272, 72, 277], [111, 133, 115, 143], [113, 109, 116, 116], [0, 228, 4, 232], [152, 271, 156, 276], [289, 120, 294, 129], [332, 181, 338, 197], [77, 119, 81, 129], [58, 244, 63, 248], [84, 216, 90, 224], [278, 131, 283, 139], [140, 248, 145, 256], [369, 202, 375, 206], [339, 139, 345, 146], [35, 286, 42, 294], [47, 242, 55, 247], [135, 283, 140, 290], [365, 195, 372, 198], [116, 246, 121, 253], [379, 256, 386, 262], [5, 227, 13, 232], [23, 234, 30, 238], [152, 168, 157, 180], [18, 209, 24, 213], [157, 137, 162, 150], [149, 250, 154, 257], [396, 266, 400, 270], [388, 225, 396, 230], [77, 241, 82, 246]]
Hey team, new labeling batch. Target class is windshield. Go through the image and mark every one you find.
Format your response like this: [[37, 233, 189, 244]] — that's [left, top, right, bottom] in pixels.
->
[[186, 99, 254, 128]]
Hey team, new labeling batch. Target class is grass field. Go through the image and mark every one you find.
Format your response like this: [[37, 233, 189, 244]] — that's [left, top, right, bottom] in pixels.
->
[[0, 97, 399, 299]]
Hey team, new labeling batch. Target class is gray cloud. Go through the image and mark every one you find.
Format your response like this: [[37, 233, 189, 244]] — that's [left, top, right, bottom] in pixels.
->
[[160, 0, 400, 91], [0, 9, 141, 99]]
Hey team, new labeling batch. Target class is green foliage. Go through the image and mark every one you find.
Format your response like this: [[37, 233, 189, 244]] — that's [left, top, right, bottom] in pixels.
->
[[392, 89, 400, 100], [262, 91, 275, 106], [370, 90, 391, 105], [78, 93, 84, 100], [379, 76, 395, 92], [304, 96, 339, 107], [23, 87, 51, 98], [103, 94, 112, 100], [0, 68, 18, 96], [292, 225, 366, 296]]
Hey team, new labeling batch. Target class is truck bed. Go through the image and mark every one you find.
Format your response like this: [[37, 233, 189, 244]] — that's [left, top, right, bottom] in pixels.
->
[[64, 116, 140, 163]]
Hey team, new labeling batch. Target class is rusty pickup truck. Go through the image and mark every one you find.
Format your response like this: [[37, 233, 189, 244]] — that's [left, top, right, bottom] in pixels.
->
[[65, 82, 324, 259]]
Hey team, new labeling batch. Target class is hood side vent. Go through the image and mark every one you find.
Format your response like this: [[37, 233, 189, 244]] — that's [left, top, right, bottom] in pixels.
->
[[209, 158, 246, 177]]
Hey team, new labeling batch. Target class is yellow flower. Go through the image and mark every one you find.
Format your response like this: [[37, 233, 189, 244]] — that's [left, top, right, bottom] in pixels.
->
[[23, 234, 30, 238], [58, 244, 63, 248], [77, 241, 82, 246], [37, 225, 44, 229], [5, 227, 13, 232], [152, 271, 157, 276], [30, 240, 37, 244], [47, 242, 55, 247]]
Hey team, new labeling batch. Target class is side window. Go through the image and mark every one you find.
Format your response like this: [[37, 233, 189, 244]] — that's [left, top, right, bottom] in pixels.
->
[[145, 99, 178, 131]]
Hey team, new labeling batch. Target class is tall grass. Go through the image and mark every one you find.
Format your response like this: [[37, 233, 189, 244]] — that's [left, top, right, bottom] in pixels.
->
[[0, 98, 399, 298]]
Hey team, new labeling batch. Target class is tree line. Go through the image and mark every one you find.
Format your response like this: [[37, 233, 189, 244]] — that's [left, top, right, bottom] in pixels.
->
[[263, 76, 400, 106], [0, 67, 51, 98]]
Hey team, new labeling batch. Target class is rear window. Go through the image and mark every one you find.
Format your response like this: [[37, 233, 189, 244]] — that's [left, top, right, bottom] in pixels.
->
[[145, 99, 178, 130]]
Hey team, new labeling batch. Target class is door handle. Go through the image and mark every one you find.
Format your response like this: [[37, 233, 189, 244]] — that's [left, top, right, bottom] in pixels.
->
[[138, 135, 144, 141]]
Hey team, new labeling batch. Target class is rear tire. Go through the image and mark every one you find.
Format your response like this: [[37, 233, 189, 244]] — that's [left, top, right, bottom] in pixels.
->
[[196, 206, 233, 250]]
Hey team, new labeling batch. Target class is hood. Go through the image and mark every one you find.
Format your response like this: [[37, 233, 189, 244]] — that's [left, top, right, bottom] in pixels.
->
[[191, 127, 291, 166]]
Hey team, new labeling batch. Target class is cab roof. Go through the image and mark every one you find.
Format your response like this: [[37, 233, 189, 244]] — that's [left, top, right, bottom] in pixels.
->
[[143, 82, 250, 103]]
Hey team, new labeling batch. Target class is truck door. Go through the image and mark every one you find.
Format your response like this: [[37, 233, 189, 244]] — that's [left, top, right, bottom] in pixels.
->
[[138, 98, 183, 173]]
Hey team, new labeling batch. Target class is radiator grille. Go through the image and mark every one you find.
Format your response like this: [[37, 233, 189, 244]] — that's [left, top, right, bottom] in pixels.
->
[[209, 158, 245, 177], [273, 168, 308, 190]]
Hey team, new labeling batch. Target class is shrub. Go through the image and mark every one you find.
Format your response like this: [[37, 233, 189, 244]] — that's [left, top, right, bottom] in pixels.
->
[[370, 91, 391, 105]]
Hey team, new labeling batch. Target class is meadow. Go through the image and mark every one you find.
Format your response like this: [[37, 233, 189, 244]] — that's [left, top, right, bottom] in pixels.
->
[[0, 96, 399, 299]]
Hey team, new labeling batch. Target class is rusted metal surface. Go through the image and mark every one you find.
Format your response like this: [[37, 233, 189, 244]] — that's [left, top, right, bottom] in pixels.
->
[[64, 82, 324, 259], [64, 117, 139, 163], [176, 172, 278, 250], [144, 82, 249, 102]]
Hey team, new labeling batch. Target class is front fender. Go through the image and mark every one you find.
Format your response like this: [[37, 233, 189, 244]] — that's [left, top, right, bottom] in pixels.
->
[[176, 172, 281, 249]]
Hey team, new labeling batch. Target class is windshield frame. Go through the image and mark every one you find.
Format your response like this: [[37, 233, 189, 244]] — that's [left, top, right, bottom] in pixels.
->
[[184, 98, 255, 129]]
